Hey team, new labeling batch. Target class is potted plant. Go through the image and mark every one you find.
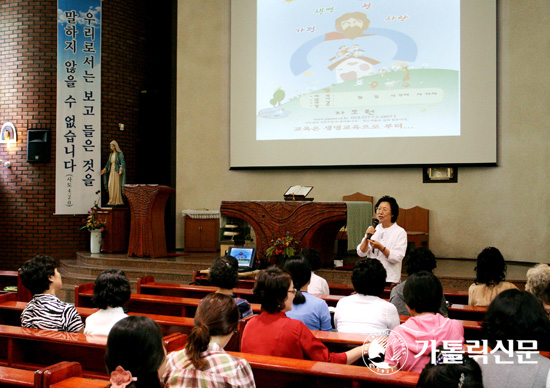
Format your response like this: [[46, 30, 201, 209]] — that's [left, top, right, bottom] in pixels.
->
[[80, 191, 106, 253]]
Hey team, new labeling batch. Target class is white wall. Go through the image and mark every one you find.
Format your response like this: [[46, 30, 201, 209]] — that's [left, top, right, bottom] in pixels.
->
[[176, 0, 550, 263]]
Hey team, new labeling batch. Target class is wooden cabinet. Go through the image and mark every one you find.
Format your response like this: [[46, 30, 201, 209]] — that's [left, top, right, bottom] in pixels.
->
[[184, 216, 219, 252]]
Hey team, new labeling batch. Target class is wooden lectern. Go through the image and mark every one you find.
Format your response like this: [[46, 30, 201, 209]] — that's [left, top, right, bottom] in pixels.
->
[[220, 201, 348, 267], [124, 184, 175, 258]]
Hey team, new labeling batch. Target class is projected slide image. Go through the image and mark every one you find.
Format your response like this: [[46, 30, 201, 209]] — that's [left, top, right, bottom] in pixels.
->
[[256, 0, 460, 141]]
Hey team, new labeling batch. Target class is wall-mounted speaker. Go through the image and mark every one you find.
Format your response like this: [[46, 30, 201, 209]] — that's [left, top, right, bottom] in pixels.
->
[[27, 129, 50, 162]]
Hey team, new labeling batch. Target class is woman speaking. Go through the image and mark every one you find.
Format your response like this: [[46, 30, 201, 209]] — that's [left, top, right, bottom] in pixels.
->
[[357, 195, 407, 284]]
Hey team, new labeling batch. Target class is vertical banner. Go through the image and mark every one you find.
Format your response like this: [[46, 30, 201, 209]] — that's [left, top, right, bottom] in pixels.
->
[[56, 0, 102, 214]]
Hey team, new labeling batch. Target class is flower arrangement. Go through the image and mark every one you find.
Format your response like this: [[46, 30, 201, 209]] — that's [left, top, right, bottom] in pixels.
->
[[80, 191, 106, 232], [265, 232, 301, 260]]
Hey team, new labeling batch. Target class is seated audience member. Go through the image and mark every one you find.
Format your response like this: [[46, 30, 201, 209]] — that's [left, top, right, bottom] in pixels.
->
[[106, 316, 166, 388], [525, 263, 550, 301], [541, 282, 550, 315], [390, 247, 448, 317], [385, 271, 464, 373], [208, 255, 253, 318], [163, 293, 256, 388], [19, 255, 84, 332], [468, 247, 517, 306], [84, 269, 131, 336], [417, 348, 483, 388], [478, 289, 550, 388], [300, 248, 330, 295], [284, 256, 332, 331], [334, 259, 400, 334], [241, 266, 363, 364]]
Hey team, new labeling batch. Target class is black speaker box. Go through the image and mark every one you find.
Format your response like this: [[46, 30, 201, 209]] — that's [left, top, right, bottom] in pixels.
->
[[27, 129, 50, 162]]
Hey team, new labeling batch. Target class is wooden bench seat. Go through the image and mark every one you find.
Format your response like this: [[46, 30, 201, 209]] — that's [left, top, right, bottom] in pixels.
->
[[0, 365, 37, 387], [447, 304, 487, 322], [228, 351, 419, 388], [47, 377, 109, 388], [0, 361, 84, 388], [0, 323, 186, 379], [75, 283, 262, 317]]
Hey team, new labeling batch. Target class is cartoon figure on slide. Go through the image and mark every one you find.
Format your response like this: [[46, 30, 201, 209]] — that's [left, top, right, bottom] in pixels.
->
[[290, 11, 417, 84]]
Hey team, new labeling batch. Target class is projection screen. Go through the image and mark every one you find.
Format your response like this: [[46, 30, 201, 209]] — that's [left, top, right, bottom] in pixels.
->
[[230, 0, 497, 168]]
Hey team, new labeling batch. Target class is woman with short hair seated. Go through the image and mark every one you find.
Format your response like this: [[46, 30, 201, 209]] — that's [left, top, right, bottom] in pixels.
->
[[478, 289, 550, 388], [84, 269, 131, 336], [163, 293, 256, 388], [390, 247, 448, 317], [208, 255, 253, 318], [526, 264, 550, 301], [385, 271, 464, 373], [468, 247, 517, 306], [241, 266, 363, 364], [334, 258, 400, 334], [284, 256, 332, 331]]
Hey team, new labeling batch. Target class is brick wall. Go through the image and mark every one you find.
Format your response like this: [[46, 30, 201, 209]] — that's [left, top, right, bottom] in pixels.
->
[[0, 0, 156, 269]]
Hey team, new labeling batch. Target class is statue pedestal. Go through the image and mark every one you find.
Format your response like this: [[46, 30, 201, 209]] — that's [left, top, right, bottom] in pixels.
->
[[97, 207, 130, 253], [124, 184, 175, 258]]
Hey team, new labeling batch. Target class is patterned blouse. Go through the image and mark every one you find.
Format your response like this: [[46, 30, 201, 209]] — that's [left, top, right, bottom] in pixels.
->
[[21, 294, 84, 332], [163, 342, 256, 388]]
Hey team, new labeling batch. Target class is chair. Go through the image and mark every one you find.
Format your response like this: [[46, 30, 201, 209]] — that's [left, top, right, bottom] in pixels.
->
[[396, 206, 429, 249]]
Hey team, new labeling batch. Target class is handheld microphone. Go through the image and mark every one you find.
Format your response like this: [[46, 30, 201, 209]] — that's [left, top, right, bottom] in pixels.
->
[[367, 219, 379, 254], [366, 219, 379, 240]]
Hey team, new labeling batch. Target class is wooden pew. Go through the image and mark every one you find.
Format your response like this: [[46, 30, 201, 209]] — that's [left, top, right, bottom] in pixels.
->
[[447, 304, 487, 322], [138, 278, 469, 309], [0, 324, 186, 379], [0, 365, 38, 387], [228, 351, 419, 388], [0, 297, 246, 353], [192, 270, 256, 288], [46, 377, 109, 388], [74, 283, 262, 317], [138, 277, 348, 307], [0, 361, 83, 388]]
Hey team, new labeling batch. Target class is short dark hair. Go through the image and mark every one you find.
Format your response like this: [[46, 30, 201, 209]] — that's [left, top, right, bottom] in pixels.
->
[[208, 255, 238, 290], [254, 266, 291, 313], [299, 248, 321, 271], [375, 195, 399, 223], [405, 247, 436, 275], [92, 269, 131, 309], [417, 349, 483, 388], [284, 256, 312, 305], [351, 259, 386, 297], [482, 289, 550, 350], [186, 293, 239, 369], [105, 316, 165, 388], [474, 247, 507, 285], [404, 271, 443, 314], [19, 255, 56, 295]]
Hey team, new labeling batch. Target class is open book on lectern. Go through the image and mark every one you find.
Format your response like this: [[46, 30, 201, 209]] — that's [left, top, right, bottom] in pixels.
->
[[284, 185, 314, 201]]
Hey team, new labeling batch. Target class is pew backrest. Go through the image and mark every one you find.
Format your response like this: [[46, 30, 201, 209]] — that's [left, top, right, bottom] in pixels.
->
[[228, 350, 419, 387]]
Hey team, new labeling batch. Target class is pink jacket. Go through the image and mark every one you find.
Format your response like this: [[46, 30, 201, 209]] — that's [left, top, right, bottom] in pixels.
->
[[385, 313, 464, 373]]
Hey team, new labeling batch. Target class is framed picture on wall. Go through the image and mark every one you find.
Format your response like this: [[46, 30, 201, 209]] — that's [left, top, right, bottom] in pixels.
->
[[423, 167, 458, 183]]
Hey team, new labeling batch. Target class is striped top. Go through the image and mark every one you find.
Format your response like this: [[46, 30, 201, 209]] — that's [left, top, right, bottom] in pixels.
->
[[21, 294, 84, 332]]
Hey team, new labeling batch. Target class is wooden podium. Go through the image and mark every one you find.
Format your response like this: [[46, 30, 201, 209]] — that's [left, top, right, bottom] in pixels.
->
[[124, 184, 175, 258], [220, 201, 347, 267]]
